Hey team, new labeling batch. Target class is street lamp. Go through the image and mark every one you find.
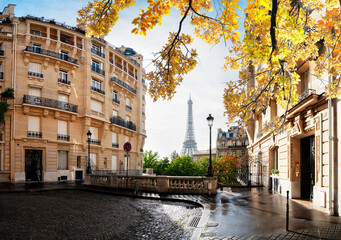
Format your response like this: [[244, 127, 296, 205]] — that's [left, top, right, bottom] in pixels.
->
[[86, 130, 92, 174], [207, 114, 214, 177]]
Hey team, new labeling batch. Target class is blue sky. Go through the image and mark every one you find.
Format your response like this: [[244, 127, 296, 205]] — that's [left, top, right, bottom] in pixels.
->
[[2, 0, 243, 158]]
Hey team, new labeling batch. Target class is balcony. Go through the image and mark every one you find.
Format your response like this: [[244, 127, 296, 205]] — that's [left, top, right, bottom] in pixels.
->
[[57, 134, 70, 141], [0, 72, 3, 80], [109, 59, 113, 64], [91, 48, 105, 58], [91, 86, 105, 95], [126, 105, 132, 111], [110, 77, 137, 95], [28, 71, 43, 79], [110, 116, 136, 131], [30, 30, 47, 37], [60, 37, 74, 46], [113, 98, 120, 105], [112, 143, 119, 148], [58, 78, 71, 85], [76, 43, 83, 49], [87, 139, 101, 145], [115, 62, 123, 70], [91, 65, 105, 76], [50, 35, 58, 40], [0, 49, 4, 56], [288, 88, 318, 118], [24, 46, 79, 65], [23, 95, 78, 113], [28, 131, 42, 138], [298, 88, 316, 103]]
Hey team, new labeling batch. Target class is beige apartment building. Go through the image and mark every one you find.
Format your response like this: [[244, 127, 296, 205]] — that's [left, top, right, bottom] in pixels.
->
[[216, 127, 248, 159], [0, 4, 147, 182], [246, 57, 341, 214]]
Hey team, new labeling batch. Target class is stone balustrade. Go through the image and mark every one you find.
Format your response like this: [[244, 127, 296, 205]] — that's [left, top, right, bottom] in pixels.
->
[[85, 173, 217, 195]]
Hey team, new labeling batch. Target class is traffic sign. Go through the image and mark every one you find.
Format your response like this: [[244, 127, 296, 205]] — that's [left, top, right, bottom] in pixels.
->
[[123, 142, 132, 153]]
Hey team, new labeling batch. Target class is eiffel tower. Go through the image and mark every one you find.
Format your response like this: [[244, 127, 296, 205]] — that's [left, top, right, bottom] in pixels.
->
[[180, 95, 197, 158]]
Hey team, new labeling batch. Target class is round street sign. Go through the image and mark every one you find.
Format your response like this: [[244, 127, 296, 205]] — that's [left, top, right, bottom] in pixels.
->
[[123, 142, 132, 153]]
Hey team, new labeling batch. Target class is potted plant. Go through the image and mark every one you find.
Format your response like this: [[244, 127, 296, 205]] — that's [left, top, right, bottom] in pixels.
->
[[271, 169, 279, 175]]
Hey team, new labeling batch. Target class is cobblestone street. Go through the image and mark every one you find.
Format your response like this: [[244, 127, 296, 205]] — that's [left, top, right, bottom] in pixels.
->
[[0, 190, 202, 240]]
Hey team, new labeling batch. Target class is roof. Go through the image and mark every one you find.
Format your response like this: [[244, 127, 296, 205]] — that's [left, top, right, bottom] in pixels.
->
[[217, 127, 248, 140]]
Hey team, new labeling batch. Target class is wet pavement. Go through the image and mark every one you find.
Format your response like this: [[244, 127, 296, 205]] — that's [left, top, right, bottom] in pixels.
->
[[200, 187, 341, 239], [1, 183, 341, 239]]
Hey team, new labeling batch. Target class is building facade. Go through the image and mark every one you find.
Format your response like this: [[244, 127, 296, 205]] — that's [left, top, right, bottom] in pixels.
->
[[245, 56, 341, 214], [216, 127, 248, 160], [0, 4, 147, 182], [192, 148, 216, 162]]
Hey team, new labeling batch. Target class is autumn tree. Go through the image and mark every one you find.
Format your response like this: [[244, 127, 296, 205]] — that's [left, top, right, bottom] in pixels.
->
[[78, 0, 341, 131]]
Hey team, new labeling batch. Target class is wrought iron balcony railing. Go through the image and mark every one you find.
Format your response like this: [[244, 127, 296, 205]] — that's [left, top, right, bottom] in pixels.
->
[[91, 65, 105, 76], [115, 62, 122, 69], [91, 48, 105, 58], [110, 77, 137, 95], [113, 98, 120, 105], [28, 71, 43, 78], [90, 86, 105, 95], [110, 115, 136, 131], [23, 95, 78, 113], [298, 88, 316, 103], [112, 143, 119, 148], [30, 30, 47, 37], [60, 37, 74, 46], [0, 49, 4, 56], [0, 72, 3, 80], [24, 46, 79, 65], [57, 134, 70, 141], [87, 139, 101, 145], [109, 59, 113, 64], [28, 131, 42, 138], [58, 78, 71, 85], [126, 105, 132, 111], [76, 43, 83, 49]]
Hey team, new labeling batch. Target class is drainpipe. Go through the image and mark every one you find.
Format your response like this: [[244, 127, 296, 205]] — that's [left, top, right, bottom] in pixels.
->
[[328, 69, 334, 215], [10, 20, 17, 182]]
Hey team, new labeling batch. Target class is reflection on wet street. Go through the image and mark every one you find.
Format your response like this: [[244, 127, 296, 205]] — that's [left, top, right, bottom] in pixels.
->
[[204, 187, 341, 237]]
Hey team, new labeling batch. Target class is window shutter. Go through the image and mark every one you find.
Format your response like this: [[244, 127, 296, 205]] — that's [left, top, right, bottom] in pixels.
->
[[28, 88, 41, 97], [112, 132, 117, 144], [58, 94, 69, 103], [28, 116, 40, 131], [91, 99, 102, 112], [29, 63, 41, 73], [58, 120, 67, 135]]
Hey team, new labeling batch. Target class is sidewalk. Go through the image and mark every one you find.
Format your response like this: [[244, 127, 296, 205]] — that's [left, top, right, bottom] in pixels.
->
[[1, 182, 341, 239]]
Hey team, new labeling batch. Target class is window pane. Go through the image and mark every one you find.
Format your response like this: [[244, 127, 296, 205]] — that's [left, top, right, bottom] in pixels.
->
[[58, 120, 67, 135], [58, 150, 68, 170], [58, 94, 69, 103], [89, 127, 98, 139], [111, 155, 117, 171], [28, 88, 41, 97], [112, 132, 117, 144], [28, 116, 40, 131]]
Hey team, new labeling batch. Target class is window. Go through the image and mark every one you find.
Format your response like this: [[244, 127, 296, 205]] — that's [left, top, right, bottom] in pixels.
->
[[126, 116, 130, 122], [89, 127, 99, 140], [126, 98, 130, 106], [28, 63, 42, 77], [90, 153, 97, 168], [32, 43, 41, 53], [91, 99, 102, 112], [111, 155, 117, 171], [58, 120, 67, 135], [92, 44, 101, 52], [77, 156, 81, 168], [29, 88, 41, 97], [112, 110, 118, 117], [58, 150, 68, 170], [58, 94, 69, 103], [91, 60, 102, 70], [91, 78, 103, 90], [59, 70, 68, 81], [113, 91, 118, 101], [241, 150, 245, 155], [60, 50, 69, 61], [125, 136, 129, 143], [112, 132, 117, 144], [273, 147, 279, 170], [28, 116, 40, 132]]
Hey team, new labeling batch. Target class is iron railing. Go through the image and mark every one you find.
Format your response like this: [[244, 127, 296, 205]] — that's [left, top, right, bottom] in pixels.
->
[[58, 78, 71, 85], [28, 71, 43, 78], [112, 98, 120, 105], [115, 62, 123, 70], [94, 169, 143, 175], [60, 37, 74, 46], [126, 105, 132, 111], [57, 134, 70, 141], [76, 43, 83, 49], [112, 143, 119, 148], [28, 131, 42, 138], [87, 139, 101, 145], [30, 30, 47, 37], [91, 48, 105, 58], [110, 115, 136, 131], [23, 95, 78, 113], [110, 77, 136, 95], [90, 86, 105, 95], [91, 65, 105, 76], [298, 88, 316, 102], [24, 46, 79, 65], [114, 48, 141, 68]]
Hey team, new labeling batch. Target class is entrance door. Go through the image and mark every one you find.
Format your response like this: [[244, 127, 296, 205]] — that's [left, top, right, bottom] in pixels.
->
[[25, 150, 43, 181], [300, 136, 315, 201]]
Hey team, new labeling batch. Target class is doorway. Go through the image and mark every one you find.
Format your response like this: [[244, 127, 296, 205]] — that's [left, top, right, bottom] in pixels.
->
[[25, 150, 43, 181], [300, 135, 315, 201]]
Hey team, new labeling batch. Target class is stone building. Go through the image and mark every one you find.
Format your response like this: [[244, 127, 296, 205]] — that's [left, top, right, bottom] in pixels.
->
[[192, 148, 216, 162], [216, 127, 248, 160], [245, 48, 341, 214], [0, 4, 147, 182]]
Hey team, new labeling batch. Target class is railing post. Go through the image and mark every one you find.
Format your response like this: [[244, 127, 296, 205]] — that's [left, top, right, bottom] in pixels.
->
[[286, 190, 289, 231]]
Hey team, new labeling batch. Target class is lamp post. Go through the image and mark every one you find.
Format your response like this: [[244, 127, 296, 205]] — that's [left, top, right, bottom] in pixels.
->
[[86, 130, 92, 174], [207, 114, 214, 177]]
